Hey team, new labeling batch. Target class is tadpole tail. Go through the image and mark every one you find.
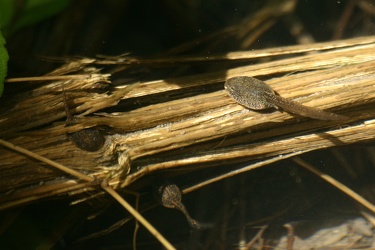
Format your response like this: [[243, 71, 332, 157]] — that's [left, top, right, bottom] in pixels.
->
[[268, 94, 347, 121], [187, 218, 214, 230], [177, 203, 214, 230]]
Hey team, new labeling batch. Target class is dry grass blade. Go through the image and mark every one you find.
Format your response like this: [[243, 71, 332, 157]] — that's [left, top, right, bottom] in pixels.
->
[[293, 157, 375, 213], [93, 36, 375, 64], [5, 75, 96, 82]]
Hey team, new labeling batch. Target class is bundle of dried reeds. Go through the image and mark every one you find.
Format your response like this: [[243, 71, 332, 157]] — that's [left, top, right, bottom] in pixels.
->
[[1, 36, 374, 211]]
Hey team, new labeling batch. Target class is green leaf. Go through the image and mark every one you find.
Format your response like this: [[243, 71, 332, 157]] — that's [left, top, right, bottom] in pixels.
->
[[0, 1, 14, 30], [0, 0, 70, 36], [0, 0, 70, 97], [0, 30, 8, 97], [13, 0, 70, 32]]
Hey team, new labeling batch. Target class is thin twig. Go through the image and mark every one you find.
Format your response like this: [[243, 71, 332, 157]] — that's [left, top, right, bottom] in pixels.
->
[[133, 192, 140, 250], [245, 226, 267, 250], [183, 150, 307, 194], [101, 182, 176, 250], [293, 157, 375, 213], [0, 138, 94, 182], [5, 75, 95, 82]]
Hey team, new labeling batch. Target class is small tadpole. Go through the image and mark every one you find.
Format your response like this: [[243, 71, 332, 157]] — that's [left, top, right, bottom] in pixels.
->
[[225, 76, 347, 121], [62, 84, 104, 152], [153, 182, 213, 230]]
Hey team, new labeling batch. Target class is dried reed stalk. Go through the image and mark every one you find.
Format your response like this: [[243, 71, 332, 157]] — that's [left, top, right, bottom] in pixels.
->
[[0, 36, 375, 209]]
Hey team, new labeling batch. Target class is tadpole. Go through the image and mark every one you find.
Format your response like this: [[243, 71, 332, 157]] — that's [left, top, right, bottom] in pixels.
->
[[153, 182, 213, 230], [225, 76, 346, 120]]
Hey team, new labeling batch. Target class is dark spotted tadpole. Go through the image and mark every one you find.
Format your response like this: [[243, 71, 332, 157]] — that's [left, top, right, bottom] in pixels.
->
[[225, 76, 346, 120], [153, 183, 213, 230], [62, 88, 104, 152]]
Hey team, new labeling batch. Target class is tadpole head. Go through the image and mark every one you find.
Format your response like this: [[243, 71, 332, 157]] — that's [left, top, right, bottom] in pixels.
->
[[68, 128, 104, 152], [152, 182, 182, 209]]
